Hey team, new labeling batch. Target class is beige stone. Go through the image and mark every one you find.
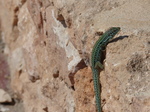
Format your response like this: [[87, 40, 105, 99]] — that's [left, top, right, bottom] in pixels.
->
[[0, 89, 12, 103], [0, 0, 150, 112]]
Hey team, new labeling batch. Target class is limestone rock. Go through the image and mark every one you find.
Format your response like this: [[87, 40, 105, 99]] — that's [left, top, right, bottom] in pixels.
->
[[0, 89, 12, 103], [0, 0, 150, 112]]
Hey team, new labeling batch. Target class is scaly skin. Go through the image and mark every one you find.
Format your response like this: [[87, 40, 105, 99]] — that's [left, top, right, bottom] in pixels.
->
[[91, 27, 120, 112]]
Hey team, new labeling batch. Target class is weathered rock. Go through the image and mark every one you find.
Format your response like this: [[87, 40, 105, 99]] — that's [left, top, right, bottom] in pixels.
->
[[0, 89, 12, 103], [0, 0, 150, 112]]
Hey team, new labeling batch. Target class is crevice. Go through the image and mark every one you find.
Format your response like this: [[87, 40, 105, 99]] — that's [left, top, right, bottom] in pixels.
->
[[18, 69, 22, 77], [1, 98, 16, 106], [44, 41, 46, 46], [13, 7, 19, 27], [57, 14, 67, 28], [43, 107, 48, 112]]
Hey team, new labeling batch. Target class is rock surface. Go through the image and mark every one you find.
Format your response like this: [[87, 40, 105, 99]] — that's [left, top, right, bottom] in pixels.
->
[[0, 0, 150, 112], [0, 89, 12, 103]]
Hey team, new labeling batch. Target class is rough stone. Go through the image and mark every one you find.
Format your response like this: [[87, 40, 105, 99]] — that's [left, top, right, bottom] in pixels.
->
[[0, 89, 12, 103], [0, 0, 150, 112]]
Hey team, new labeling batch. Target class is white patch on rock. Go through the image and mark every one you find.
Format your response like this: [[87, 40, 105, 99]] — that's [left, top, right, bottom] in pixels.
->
[[9, 48, 25, 75], [0, 105, 9, 112], [52, 10, 81, 71], [18, 6, 39, 78]]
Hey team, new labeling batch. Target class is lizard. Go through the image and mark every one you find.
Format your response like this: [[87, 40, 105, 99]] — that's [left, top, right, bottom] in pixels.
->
[[91, 27, 120, 112]]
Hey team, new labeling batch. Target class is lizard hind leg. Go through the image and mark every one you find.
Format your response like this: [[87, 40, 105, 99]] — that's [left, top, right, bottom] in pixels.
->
[[94, 61, 104, 69]]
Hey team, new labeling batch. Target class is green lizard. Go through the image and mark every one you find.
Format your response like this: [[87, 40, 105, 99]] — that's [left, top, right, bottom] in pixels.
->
[[91, 27, 120, 112]]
